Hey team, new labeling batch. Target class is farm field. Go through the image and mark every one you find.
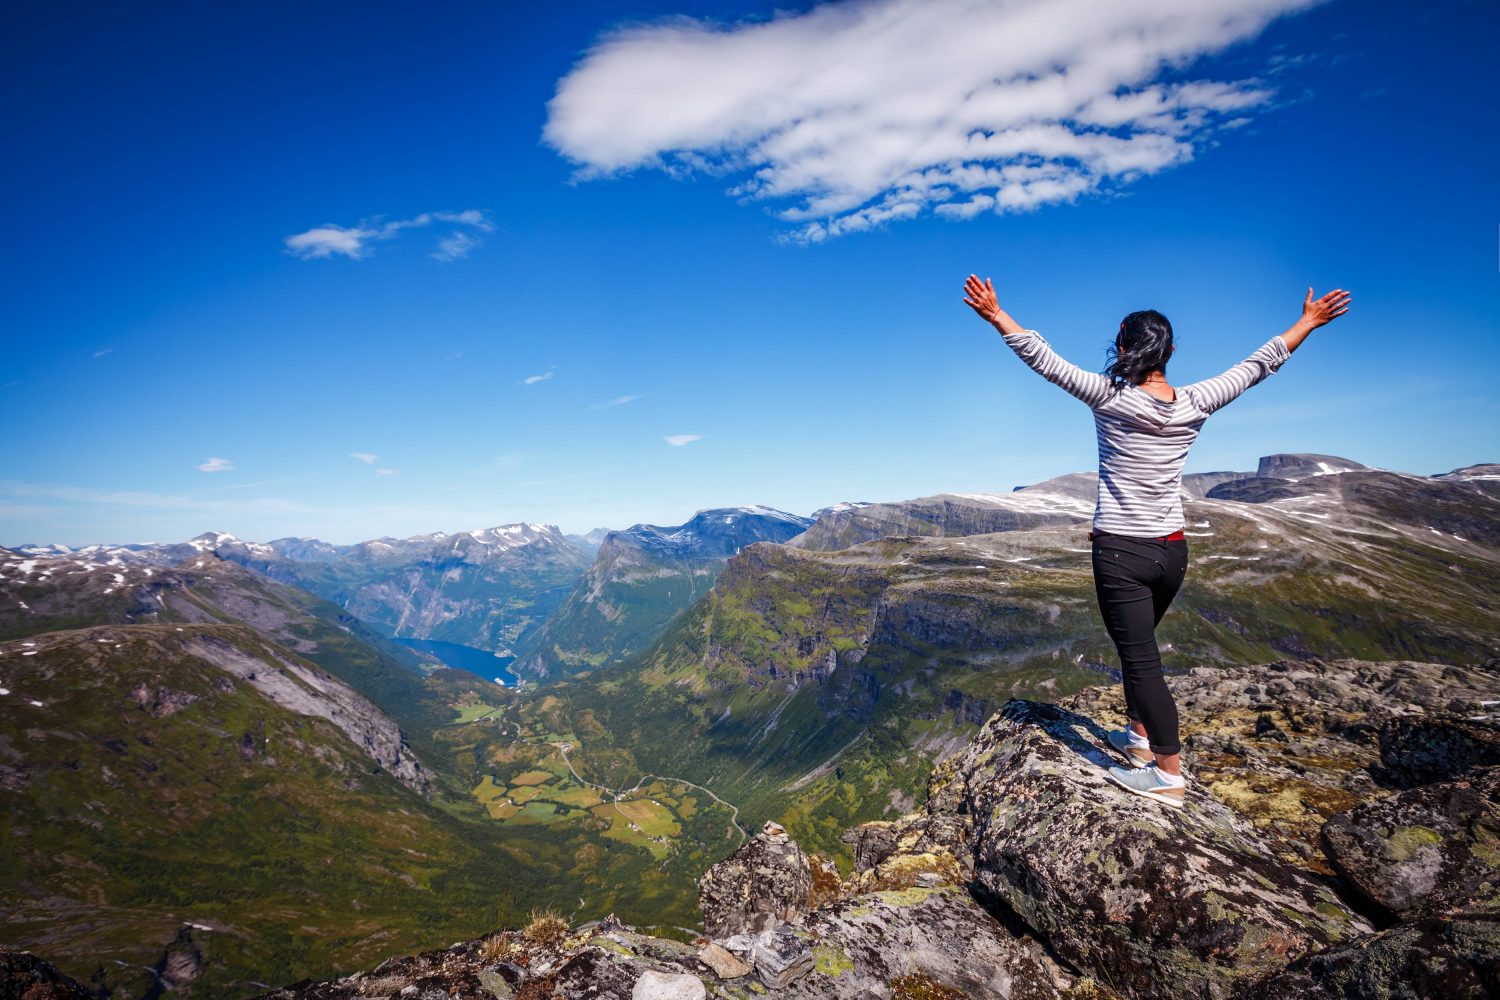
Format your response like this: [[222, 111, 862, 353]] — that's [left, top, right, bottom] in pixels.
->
[[430, 687, 747, 928]]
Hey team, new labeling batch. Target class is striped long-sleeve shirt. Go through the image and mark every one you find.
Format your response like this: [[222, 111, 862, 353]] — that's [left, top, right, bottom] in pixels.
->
[[1001, 329, 1291, 536]]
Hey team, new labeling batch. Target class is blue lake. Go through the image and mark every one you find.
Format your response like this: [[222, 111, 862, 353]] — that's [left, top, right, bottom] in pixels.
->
[[393, 637, 519, 686]]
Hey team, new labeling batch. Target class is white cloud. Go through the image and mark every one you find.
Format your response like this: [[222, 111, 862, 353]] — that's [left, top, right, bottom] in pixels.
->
[[92, 348, 114, 359], [375, 468, 399, 477], [285, 210, 493, 260], [591, 393, 644, 409], [664, 434, 702, 446], [198, 457, 236, 473], [350, 452, 378, 464], [544, 0, 1317, 240], [431, 231, 483, 262], [522, 369, 556, 385]]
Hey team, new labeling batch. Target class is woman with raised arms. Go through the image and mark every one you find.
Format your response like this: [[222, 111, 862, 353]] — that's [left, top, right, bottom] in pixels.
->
[[962, 275, 1351, 808]]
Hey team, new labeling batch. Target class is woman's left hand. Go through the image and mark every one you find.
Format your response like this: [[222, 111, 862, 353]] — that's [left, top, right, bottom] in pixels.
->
[[964, 274, 1002, 323]]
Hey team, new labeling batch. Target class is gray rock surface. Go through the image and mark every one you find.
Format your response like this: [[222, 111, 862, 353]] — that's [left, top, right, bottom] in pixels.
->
[[53, 658, 1494, 1000], [926, 698, 1372, 998], [1322, 767, 1500, 919], [186, 633, 431, 796], [749, 924, 813, 988], [1256, 917, 1500, 999], [630, 968, 705, 1000], [697, 821, 812, 937], [775, 885, 1084, 1000]]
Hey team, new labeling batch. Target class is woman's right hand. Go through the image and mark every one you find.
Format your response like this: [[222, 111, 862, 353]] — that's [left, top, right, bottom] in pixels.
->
[[1301, 287, 1352, 329]]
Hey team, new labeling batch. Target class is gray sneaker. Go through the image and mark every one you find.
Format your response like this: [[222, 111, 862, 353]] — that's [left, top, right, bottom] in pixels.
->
[[1106, 728, 1155, 769], [1104, 763, 1185, 809]]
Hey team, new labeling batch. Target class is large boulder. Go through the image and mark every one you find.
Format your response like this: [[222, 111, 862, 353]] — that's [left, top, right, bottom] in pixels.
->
[[929, 699, 1372, 999], [1321, 767, 1500, 919], [1255, 917, 1500, 999], [697, 821, 812, 938]]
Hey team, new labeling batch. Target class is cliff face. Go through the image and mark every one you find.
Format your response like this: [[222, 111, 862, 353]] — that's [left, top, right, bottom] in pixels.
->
[[16, 656, 1474, 1000]]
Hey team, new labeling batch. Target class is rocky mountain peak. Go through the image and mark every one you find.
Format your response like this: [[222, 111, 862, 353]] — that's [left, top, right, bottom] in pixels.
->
[[1255, 452, 1368, 479]]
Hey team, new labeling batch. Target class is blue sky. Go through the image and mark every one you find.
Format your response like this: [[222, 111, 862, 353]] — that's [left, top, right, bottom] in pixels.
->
[[2, 0, 1496, 545]]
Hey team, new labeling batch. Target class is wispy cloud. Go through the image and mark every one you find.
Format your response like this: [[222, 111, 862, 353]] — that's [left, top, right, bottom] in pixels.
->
[[92, 348, 114, 359], [197, 457, 236, 473], [664, 434, 702, 447], [285, 209, 493, 260], [375, 468, 399, 477], [522, 368, 556, 385], [350, 452, 378, 464], [591, 393, 644, 409], [545, 0, 1316, 241], [431, 230, 483, 262]]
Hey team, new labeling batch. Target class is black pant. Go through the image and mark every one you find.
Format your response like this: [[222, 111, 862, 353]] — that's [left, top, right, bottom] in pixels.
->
[[1090, 533, 1189, 755]]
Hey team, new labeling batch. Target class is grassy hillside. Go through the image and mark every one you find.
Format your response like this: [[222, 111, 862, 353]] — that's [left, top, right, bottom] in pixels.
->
[[0, 623, 564, 998]]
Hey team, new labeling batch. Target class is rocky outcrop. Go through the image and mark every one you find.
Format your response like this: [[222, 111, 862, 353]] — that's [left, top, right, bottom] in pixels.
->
[[1061, 659, 1500, 875], [697, 821, 812, 938], [1321, 768, 1500, 919], [185, 634, 432, 796], [925, 699, 1371, 998], [1257, 917, 1500, 998], [0, 952, 91, 999]]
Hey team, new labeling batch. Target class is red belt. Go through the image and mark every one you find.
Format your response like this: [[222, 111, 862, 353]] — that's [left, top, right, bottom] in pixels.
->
[[1089, 528, 1185, 542]]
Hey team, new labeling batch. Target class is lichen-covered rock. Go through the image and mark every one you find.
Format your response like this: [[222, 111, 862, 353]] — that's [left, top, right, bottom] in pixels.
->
[[935, 699, 1372, 999], [0, 951, 92, 999], [697, 821, 812, 937], [845, 813, 968, 874], [775, 884, 1097, 1000], [1379, 716, 1500, 788], [1254, 917, 1500, 999], [750, 923, 814, 988], [1061, 659, 1500, 877], [1321, 767, 1500, 919], [839, 811, 969, 897]]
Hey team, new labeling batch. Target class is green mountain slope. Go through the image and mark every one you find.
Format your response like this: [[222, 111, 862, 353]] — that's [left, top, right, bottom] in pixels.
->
[[0, 621, 568, 998], [0, 551, 741, 994]]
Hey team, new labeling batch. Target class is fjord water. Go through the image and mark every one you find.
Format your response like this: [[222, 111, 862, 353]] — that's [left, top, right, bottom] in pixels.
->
[[393, 636, 519, 685]]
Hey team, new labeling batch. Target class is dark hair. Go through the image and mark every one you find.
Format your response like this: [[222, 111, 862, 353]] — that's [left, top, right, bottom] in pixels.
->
[[1105, 309, 1174, 389]]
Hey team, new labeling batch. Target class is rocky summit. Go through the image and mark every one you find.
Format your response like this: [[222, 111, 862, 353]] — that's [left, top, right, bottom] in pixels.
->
[[11, 656, 1491, 999]]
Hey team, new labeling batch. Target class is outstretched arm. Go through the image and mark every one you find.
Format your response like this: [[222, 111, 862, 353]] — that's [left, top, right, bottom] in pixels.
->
[[963, 274, 1112, 408], [1182, 286, 1352, 414]]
